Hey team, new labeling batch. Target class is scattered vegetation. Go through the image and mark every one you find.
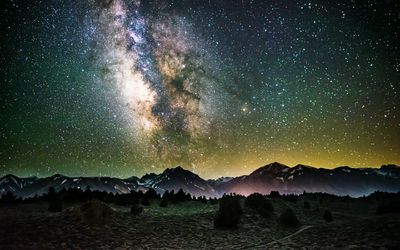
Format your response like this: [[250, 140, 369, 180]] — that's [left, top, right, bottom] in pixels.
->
[[214, 196, 243, 229], [304, 201, 310, 209]]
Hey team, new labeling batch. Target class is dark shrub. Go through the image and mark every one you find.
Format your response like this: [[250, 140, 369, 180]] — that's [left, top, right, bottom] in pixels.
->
[[376, 200, 400, 215], [279, 208, 300, 227], [245, 193, 274, 218], [304, 201, 310, 209], [145, 188, 159, 199], [74, 199, 114, 224], [160, 199, 168, 208], [130, 205, 143, 215], [323, 210, 333, 222], [214, 196, 243, 229], [141, 197, 150, 206]]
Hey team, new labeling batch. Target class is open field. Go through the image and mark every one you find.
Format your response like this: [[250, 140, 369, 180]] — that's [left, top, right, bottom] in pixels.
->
[[1, 197, 399, 249]]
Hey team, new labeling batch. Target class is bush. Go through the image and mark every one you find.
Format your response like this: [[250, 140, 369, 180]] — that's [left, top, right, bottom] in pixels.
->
[[214, 196, 243, 229], [160, 199, 168, 208], [245, 193, 274, 218], [304, 201, 310, 209], [279, 208, 300, 227], [323, 210, 333, 222], [75, 199, 114, 224], [130, 205, 143, 215]]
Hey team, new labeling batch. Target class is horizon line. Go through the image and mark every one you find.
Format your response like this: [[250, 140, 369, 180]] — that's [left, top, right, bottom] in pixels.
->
[[1, 162, 398, 180]]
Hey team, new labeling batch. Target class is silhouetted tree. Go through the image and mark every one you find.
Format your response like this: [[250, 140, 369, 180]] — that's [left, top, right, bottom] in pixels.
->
[[269, 191, 281, 198], [1, 191, 18, 203], [174, 188, 191, 202], [214, 196, 243, 229], [145, 188, 159, 199], [210, 198, 218, 205], [245, 193, 274, 218]]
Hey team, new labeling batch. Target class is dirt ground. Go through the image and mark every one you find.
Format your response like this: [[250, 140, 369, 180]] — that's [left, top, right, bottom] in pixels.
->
[[0, 199, 399, 249]]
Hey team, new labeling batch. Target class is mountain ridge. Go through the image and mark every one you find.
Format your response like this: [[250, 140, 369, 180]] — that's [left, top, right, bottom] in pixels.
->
[[1, 163, 400, 198]]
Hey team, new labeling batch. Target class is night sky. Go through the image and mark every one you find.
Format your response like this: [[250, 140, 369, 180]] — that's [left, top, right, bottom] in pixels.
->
[[1, 0, 399, 179]]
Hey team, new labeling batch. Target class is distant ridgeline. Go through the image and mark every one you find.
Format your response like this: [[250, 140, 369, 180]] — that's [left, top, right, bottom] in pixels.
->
[[1, 163, 400, 198]]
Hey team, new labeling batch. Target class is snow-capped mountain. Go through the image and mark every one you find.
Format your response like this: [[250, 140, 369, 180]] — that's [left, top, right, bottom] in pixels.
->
[[1, 163, 400, 198], [215, 162, 400, 197], [10, 174, 139, 198], [138, 166, 218, 197], [0, 174, 38, 194]]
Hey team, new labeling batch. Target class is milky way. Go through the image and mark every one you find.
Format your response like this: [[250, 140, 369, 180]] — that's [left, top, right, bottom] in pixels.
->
[[88, 0, 219, 167], [1, 0, 399, 178]]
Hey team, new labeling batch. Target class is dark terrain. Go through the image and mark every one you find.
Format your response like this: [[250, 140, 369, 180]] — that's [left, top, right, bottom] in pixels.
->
[[1, 190, 399, 249]]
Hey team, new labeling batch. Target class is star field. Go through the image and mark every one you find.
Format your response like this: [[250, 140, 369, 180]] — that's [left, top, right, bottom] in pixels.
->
[[1, 0, 399, 179]]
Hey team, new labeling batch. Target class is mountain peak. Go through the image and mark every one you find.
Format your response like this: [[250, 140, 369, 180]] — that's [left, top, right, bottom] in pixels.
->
[[50, 174, 65, 179], [1, 174, 19, 179], [293, 164, 315, 170], [251, 162, 290, 175], [163, 166, 191, 175]]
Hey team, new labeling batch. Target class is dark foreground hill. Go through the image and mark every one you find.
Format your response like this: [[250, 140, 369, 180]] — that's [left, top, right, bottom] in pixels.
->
[[0, 194, 399, 249], [1, 163, 400, 198]]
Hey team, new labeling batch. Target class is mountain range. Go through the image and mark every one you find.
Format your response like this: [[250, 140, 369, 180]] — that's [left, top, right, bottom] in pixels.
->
[[1, 163, 400, 198]]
